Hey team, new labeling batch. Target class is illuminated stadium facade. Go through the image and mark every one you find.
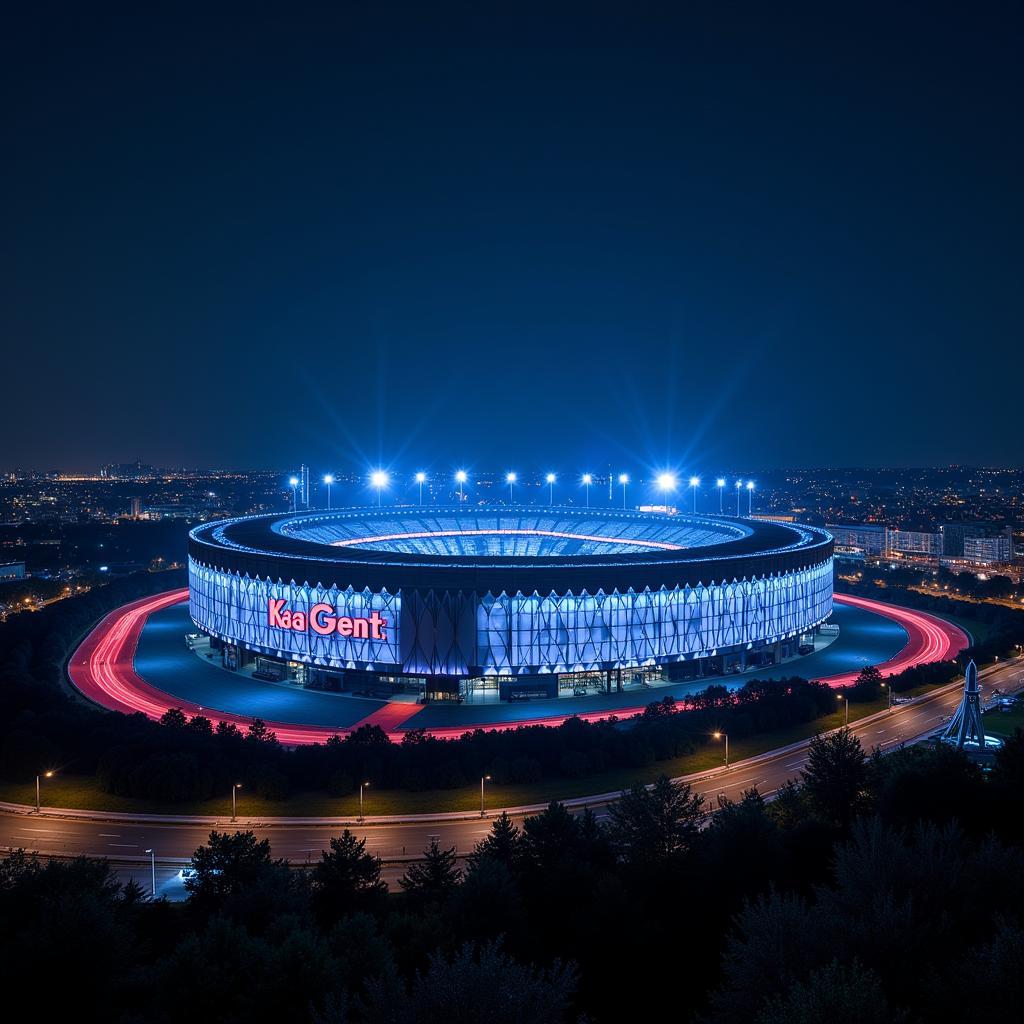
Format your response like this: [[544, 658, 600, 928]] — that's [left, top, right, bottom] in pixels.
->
[[188, 508, 834, 702]]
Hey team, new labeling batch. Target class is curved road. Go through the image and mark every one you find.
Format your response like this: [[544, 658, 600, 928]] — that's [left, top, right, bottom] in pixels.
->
[[66, 589, 968, 743], [5, 655, 1015, 896]]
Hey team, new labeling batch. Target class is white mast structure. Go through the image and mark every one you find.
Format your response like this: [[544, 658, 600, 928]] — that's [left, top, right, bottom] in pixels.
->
[[940, 660, 985, 749]]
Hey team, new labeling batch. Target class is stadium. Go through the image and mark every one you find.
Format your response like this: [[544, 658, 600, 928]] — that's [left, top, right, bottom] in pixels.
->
[[187, 507, 834, 704]]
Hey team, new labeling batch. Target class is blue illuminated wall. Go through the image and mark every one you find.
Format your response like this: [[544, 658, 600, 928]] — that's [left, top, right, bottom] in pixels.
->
[[189, 556, 833, 677]]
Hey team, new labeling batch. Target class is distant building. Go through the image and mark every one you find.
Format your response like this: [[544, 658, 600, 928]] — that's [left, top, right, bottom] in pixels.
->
[[886, 529, 942, 558], [961, 533, 1013, 566], [143, 504, 197, 520], [0, 561, 26, 580], [941, 523, 1014, 565], [826, 523, 887, 558]]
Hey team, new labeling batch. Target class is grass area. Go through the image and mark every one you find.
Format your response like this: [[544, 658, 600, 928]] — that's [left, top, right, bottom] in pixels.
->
[[981, 701, 1024, 740], [1, 698, 895, 818], [937, 613, 993, 646]]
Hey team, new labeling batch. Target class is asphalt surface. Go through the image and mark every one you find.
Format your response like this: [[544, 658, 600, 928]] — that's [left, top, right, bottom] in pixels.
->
[[5, 656, 1020, 900]]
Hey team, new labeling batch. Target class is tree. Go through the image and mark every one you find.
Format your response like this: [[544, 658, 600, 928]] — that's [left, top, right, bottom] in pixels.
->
[[398, 838, 462, 902], [159, 707, 188, 728], [185, 829, 292, 910], [705, 889, 820, 1024], [468, 811, 522, 872], [758, 959, 907, 1024], [246, 718, 278, 744], [517, 801, 611, 877], [360, 940, 577, 1024], [311, 830, 387, 921], [606, 775, 705, 867], [800, 729, 868, 826]]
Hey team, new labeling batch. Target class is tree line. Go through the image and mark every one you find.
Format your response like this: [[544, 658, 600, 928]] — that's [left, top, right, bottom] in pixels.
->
[[4, 725, 1024, 1022]]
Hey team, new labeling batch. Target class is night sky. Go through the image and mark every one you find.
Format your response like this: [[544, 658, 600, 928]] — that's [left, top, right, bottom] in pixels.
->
[[3, 4, 1021, 473]]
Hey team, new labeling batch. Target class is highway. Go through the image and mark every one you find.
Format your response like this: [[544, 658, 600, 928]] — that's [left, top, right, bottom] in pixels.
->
[[4, 655, 1021, 897]]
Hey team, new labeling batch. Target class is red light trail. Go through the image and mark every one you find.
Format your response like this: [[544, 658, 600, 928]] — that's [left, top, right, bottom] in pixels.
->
[[67, 589, 969, 745]]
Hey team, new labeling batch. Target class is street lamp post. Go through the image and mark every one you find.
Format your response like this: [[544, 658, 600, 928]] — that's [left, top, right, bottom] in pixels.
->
[[837, 693, 849, 726], [546, 473, 556, 505], [231, 782, 242, 822], [506, 471, 516, 503], [480, 774, 492, 817], [359, 781, 370, 822], [716, 478, 726, 513], [619, 473, 629, 509], [712, 732, 729, 767], [323, 474, 334, 510], [747, 480, 755, 516], [735, 479, 742, 516], [415, 472, 426, 506], [689, 476, 700, 514], [289, 477, 299, 513], [35, 770, 54, 813], [145, 848, 156, 897], [456, 470, 467, 501], [582, 473, 592, 508]]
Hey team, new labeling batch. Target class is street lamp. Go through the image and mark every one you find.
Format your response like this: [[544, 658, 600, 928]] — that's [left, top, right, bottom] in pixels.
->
[[145, 848, 156, 897], [836, 692, 849, 726], [323, 473, 334, 510], [359, 780, 370, 822], [881, 682, 894, 710], [712, 731, 729, 767], [231, 782, 242, 822], [716, 478, 726, 513], [656, 472, 677, 500], [619, 473, 629, 509], [506, 471, 516, 503], [415, 471, 426, 506], [582, 473, 593, 507], [746, 480, 755, 516], [546, 472, 556, 505], [35, 769, 54, 813], [370, 470, 388, 507], [735, 479, 743, 515], [480, 774, 492, 817], [455, 469, 468, 501], [289, 476, 299, 513], [689, 476, 700, 514]]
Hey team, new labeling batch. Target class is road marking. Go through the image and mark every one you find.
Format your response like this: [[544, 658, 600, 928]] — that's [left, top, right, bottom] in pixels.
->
[[98, 833, 121, 838]]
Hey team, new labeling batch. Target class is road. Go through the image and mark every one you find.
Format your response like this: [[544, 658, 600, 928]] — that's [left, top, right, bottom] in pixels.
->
[[4, 655, 1021, 899]]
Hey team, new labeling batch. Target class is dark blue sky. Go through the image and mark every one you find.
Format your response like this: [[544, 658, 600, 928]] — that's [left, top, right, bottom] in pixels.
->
[[2, 3, 1021, 471]]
